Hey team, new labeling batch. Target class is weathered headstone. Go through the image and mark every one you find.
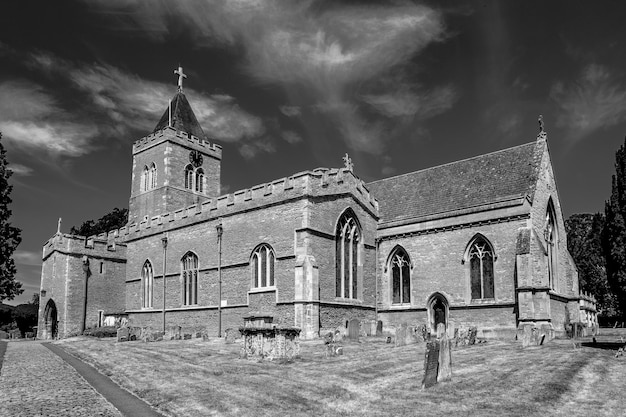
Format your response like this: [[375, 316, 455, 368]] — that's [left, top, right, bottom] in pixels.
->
[[224, 328, 241, 344], [167, 325, 181, 341], [183, 333, 192, 340], [116, 327, 129, 343], [437, 334, 452, 383], [334, 328, 344, 342], [436, 323, 446, 339], [422, 340, 440, 389], [395, 325, 408, 347], [522, 325, 532, 347], [347, 318, 360, 341], [468, 326, 477, 345], [376, 321, 383, 336]]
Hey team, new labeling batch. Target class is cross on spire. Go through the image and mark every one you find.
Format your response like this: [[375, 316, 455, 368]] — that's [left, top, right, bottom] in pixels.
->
[[343, 153, 354, 172], [174, 66, 187, 93], [537, 114, 547, 140]]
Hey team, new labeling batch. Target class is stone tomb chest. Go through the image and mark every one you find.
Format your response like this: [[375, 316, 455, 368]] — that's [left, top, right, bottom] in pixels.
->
[[240, 313, 301, 361]]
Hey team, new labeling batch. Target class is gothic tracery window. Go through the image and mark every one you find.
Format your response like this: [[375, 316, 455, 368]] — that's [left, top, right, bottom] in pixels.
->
[[336, 210, 360, 299], [142, 260, 153, 308], [181, 252, 198, 305], [252, 244, 275, 288], [390, 247, 411, 305], [468, 236, 495, 300]]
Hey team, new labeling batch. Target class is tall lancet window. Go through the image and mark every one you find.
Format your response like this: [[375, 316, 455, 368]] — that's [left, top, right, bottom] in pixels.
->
[[468, 236, 495, 300], [149, 163, 157, 189], [184, 165, 194, 190], [142, 165, 149, 192], [142, 261, 154, 308], [181, 252, 198, 305], [195, 168, 204, 193], [390, 247, 411, 305], [335, 209, 360, 299], [545, 201, 558, 290]]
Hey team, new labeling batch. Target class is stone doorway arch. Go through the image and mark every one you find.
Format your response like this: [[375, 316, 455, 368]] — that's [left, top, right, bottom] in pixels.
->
[[427, 293, 449, 334], [43, 299, 58, 340]]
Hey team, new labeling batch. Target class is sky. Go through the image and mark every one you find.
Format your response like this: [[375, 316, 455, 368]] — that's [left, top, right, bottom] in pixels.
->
[[2, 0, 626, 305]]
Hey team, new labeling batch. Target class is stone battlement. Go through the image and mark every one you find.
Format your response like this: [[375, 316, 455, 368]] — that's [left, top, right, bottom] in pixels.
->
[[42, 232, 127, 261], [132, 126, 222, 158], [117, 167, 379, 239]]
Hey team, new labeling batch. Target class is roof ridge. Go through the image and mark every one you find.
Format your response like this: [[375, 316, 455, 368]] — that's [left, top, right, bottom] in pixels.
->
[[368, 140, 538, 185]]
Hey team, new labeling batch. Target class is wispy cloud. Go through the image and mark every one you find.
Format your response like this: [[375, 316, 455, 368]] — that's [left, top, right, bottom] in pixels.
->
[[8, 163, 33, 176], [0, 80, 100, 157], [550, 64, 626, 141], [86, 0, 454, 158], [13, 250, 41, 267]]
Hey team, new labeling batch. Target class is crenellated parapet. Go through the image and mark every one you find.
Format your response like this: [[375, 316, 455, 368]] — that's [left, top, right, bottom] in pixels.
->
[[120, 167, 379, 240], [132, 126, 222, 160], [42, 232, 127, 262]]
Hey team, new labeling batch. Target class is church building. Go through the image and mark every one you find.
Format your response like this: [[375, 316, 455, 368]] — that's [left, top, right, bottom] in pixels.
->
[[37, 73, 590, 341]]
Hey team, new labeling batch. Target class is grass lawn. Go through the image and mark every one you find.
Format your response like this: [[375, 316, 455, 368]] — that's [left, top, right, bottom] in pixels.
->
[[55, 335, 626, 417]]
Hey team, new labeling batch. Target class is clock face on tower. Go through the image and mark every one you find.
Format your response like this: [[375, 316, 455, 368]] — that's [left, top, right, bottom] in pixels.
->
[[189, 150, 203, 168]]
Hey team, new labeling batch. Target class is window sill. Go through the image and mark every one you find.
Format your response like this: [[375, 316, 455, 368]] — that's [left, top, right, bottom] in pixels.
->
[[249, 287, 276, 294], [333, 297, 362, 305], [389, 304, 413, 309], [470, 298, 496, 304]]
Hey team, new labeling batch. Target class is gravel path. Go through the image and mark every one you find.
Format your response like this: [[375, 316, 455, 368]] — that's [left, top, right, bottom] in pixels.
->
[[0, 341, 122, 417]]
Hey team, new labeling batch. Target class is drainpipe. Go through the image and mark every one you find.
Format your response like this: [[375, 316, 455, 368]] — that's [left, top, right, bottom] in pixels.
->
[[375, 238, 379, 324], [81, 256, 90, 334], [161, 233, 168, 333], [216, 221, 223, 337]]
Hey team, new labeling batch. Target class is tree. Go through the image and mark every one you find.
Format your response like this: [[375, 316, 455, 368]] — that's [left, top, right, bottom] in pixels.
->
[[603, 137, 626, 324], [70, 207, 128, 236], [0, 132, 23, 302], [565, 213, 618, 318], [13, 295, 38, 338]]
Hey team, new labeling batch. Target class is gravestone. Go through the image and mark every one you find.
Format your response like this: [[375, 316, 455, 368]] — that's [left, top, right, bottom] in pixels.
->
[[436, 323, 446, 339], [225, 328, 241, 344], [468, 326, 477, 345], [522, 325, 532, 347], [116, 327, 129, 343], [334, 328, 344, 343], [395, 325, 408, 347], [347, 318, 360, 341], [437, 334, 452, 382], [422, 340, 440, 389], [167, 325, 181, 341], [376, 321, 383, 336], [183, 333, 192, 340]]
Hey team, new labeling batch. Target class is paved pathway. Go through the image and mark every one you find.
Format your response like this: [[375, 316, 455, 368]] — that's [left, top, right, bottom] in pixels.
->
[[0, 341, 165, 417]]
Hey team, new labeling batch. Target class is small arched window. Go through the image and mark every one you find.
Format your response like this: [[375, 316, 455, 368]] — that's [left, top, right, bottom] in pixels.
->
[[389, 247, 411, 305], [545, 200, 558, 290], [252, 244, 275, 288], [181, 252, 198, 305], [195, 168, 204, 193], [150, 163, 157, 189], [184, 165, 194, 190], [468, 236, 495, 300], [142, 261, 153, 308], [336, 209, 360, 299]]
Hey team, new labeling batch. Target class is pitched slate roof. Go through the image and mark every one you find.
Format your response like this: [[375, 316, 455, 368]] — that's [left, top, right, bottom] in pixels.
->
[[153, 92, 207, 140], [367, 140, 545, 225]]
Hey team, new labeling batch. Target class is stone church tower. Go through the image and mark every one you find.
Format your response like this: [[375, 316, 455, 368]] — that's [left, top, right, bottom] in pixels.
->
[[128, 92, 222, 224]]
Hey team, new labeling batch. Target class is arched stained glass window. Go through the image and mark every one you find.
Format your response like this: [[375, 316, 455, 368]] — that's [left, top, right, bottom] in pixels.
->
[[252, 244, 275, 288], [336, 210, 360, 299], [142, 261, 153, 308], [390, 247, 411, 305], [468, 236, 495, 300], [181, 252, 198, 305]]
